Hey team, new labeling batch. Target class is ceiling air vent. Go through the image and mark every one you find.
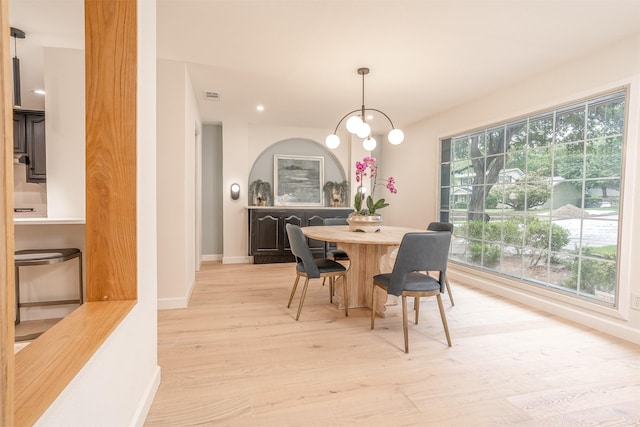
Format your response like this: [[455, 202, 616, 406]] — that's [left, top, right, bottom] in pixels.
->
[[203, 91, 221, 101]]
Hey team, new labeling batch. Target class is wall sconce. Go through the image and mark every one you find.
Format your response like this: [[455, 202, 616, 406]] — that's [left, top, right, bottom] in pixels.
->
[[230, 183, 240, 200]]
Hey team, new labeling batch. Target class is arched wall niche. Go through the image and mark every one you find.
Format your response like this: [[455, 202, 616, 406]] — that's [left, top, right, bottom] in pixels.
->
[[248, 138, 347, 206]]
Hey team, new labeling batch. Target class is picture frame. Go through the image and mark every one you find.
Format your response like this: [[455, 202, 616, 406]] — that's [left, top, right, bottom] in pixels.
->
[[274, 155, 324, 206]]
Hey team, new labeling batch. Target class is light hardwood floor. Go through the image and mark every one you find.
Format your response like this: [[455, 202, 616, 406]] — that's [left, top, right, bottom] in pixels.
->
[[145, 262, 640, 426]]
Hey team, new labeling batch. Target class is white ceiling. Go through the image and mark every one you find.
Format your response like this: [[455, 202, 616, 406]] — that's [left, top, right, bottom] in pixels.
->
[[9, 0, 640, 133]]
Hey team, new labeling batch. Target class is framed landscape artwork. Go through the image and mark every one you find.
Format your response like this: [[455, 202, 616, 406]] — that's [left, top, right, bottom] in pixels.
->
[[274, 155, 324, 205]]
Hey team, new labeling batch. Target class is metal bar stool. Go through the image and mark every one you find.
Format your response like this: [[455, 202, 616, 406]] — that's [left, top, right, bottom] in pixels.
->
[[15, 248, 83, 325]]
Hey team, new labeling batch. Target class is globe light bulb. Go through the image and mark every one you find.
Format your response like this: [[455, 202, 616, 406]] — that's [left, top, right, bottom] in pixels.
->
[[325, 134, 340, 149], [356, 122, 371, 139], [363, 136, 377, 151], [346, 116, 363, 134], [388, 128, 405, 145]]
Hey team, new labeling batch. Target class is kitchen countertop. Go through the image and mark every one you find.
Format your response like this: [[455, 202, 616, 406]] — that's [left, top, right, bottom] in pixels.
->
[[14, 218, 85, 225]]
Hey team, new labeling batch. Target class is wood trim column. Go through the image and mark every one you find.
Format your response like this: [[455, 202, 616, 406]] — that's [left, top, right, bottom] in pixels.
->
[[0, 1, 15, 424], [85, 0, 137, 301]]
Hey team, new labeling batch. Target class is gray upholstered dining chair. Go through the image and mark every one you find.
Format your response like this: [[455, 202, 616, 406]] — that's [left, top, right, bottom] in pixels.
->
[[371, 231, 452, 353], [286, 223, 349, 321], [427, 221, 455, 306]]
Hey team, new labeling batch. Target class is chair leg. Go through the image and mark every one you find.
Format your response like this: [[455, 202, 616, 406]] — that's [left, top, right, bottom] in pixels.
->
[[329, 276, 334, 303], [287, 275, 301, 308], [15, 266, 20, 325], [445, 277, 454, 306], [78, 252, 84, 304], [436, 294, 452, 347], [342, 274, 348, 317], [402, 295, 409, 353], [371, 284, 377, 329], [428, 270, 454, 306], [414, 297, 420, 324], [295, 278, 311, 321]]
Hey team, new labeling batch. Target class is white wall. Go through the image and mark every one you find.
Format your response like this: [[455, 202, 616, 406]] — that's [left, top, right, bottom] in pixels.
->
[[185, 70, 201, 274], [221, 119, 250, 263], [35, 1, 160, 425], [248, 124, 350, 178], [201, 124, 222, 258], [156, 59, 200, 309], [387, 34, 640, 343], [13, 167, 47, 216], [44, 47, 85, 219], [248, 138, 348, 203]]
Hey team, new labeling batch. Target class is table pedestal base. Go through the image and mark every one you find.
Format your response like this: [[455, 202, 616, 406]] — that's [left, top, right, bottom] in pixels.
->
[[331, 242, 397, 317]]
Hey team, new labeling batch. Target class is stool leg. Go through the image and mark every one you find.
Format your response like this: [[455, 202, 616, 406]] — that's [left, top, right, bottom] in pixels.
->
[[78, 253, 84, 304], [15, 266, 20, 325]]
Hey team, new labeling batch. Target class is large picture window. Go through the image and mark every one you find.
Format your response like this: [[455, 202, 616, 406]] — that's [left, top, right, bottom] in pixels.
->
[[440, 90, 626, 306]]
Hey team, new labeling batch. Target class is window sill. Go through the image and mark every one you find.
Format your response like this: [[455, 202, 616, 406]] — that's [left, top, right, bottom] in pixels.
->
[[14, 300, 136, 426]]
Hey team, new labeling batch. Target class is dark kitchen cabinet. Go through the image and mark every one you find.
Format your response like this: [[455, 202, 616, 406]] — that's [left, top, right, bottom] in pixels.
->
[[14, 110, 46, 183], [26, 114, 46, 182], [248, 208, 352, 264], [13, 113, 26, 153]]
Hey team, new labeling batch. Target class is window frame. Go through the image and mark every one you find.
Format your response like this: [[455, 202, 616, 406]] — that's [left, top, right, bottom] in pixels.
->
[[439, 88, 629, 311]]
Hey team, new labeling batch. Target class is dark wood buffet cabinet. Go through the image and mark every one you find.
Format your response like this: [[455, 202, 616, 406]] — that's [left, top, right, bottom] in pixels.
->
[[248, 207, 352, 264]]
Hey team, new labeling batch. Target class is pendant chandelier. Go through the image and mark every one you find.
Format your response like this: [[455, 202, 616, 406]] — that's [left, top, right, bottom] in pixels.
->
[[325, 67, 404, 151], [11, 27, 26, 107]]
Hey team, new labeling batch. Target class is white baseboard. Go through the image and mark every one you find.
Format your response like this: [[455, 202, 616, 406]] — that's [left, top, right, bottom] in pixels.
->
[[222, 256, 252, 264], [157, 278, 195, 310], [157, 296, 188, 310], [202, 254, 222, 262], [186, 277, 195, 306], [130, 365, 161, 427]]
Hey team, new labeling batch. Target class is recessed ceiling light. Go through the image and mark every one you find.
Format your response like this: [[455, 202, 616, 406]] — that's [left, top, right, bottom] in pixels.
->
[[33, 89, 45, 95], [256, 105, 265, 112], [366, 114, 373, 121]]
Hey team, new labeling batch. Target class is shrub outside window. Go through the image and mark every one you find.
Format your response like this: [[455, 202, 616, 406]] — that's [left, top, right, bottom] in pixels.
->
[[440, 90, 626, 306]]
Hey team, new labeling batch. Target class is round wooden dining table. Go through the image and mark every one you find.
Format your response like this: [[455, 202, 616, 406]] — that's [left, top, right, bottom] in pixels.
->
[[301, 225, 425, 316]]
